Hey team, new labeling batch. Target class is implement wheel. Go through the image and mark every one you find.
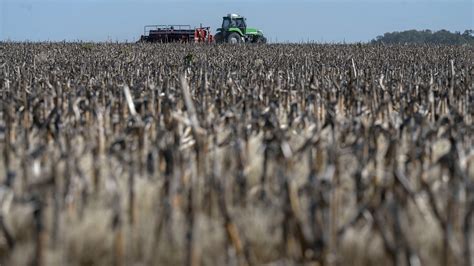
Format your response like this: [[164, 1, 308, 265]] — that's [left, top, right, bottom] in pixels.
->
[[227, 33, 242, 44]]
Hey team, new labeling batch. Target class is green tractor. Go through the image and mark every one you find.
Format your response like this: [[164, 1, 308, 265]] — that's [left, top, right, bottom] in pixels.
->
[[215, 14, 267, 44]]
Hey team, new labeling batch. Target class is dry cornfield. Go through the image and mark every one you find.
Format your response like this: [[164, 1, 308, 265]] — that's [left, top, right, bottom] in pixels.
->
[[0, 42, 473, 266]]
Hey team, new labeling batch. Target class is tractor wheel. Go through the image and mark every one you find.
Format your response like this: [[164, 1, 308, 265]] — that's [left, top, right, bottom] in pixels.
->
[[227, 33, 242, 44], [215, 32, 224, 43], [255, 36, 267, 44]]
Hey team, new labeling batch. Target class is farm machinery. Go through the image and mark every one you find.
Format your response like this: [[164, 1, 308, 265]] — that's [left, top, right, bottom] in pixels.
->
[[215, 14, 266, 43], [139, 25, 213, 43], [139, 14, 266, 44]]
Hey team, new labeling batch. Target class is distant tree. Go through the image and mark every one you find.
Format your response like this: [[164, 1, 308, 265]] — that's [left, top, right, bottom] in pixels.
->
[[463, 30, 473, 36], [371, 29, 474, 45]]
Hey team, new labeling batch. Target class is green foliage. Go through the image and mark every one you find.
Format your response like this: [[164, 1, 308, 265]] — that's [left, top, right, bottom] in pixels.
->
[[183, 53, 194, 66], [372, 29, 474, 45]]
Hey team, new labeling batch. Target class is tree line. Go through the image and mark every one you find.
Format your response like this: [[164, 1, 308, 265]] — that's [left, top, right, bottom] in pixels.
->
[[372, 29, 474, 45]]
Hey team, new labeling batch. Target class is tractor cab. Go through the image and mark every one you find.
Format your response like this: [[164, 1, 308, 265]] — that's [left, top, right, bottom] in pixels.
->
[[215, 13, 266, 44], [221, 14, 246, 32]]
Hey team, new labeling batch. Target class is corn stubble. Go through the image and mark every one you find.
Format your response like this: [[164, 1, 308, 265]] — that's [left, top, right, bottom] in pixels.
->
[[0, 42, 473, 266]]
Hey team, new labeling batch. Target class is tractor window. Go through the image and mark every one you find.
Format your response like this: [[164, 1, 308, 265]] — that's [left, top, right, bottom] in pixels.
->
[[235, 19, 246, 28], [222, 18, 231, 29]]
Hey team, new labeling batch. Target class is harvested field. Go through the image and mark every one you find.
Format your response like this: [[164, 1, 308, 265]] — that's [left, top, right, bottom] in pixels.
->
[[0, 42, 473, 266]]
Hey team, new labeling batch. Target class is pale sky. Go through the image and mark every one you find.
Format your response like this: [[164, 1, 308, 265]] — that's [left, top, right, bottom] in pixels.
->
[[1, 0, 473, 42]]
